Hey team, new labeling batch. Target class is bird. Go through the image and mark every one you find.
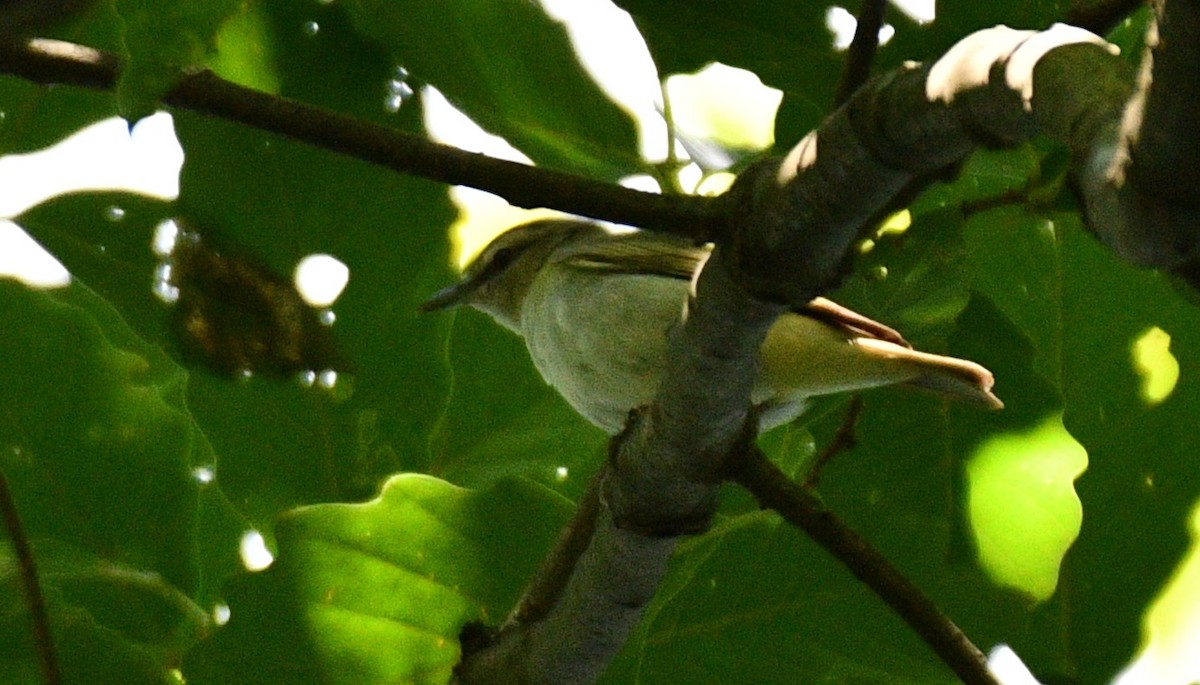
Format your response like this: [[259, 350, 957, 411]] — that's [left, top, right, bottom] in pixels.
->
[[421, 219, 1001, 435]]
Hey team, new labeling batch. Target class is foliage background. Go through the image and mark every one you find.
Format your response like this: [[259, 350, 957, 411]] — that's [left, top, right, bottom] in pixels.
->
[[1, 1, 1197, 684]]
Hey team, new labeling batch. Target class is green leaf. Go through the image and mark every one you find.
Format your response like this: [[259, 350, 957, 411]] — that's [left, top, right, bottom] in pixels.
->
[[604, 513, 959, 684], [613, 0, 840, 140], [0, 278, 245, 682], [0, 542, 209, 685], [170, 0, 458, 527], [114, 0, 242, 120], [185, 475, 573, 685], [344, 0, 641, 179], [966, 414, 1086, 602]]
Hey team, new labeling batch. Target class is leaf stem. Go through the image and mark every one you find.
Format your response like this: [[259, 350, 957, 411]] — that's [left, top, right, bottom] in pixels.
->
[[0, 467, 60, 685]]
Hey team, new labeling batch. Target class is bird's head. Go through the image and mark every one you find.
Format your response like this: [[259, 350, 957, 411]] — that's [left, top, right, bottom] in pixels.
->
[[419, 219, 598, 331]]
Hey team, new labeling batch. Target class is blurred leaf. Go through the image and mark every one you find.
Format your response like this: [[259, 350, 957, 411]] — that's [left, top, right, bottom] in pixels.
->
[[613, 0, 840, 140], [16, 191, 175, 341], [185, 475, 573, 685], [171, 0, 458, 527], [114, 0, 241, 120], [0, 542, 210, 685], [344, 0, 641, 179], [207, 2, 281, 94], [1056, 224, 1200, 683], [0, 278, 245, 682]]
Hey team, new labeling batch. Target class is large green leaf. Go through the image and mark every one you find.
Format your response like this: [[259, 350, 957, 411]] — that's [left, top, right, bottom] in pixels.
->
[[0, 278, 245, 683], [184, 474, 572, 685], [169, 0, 458, 528]]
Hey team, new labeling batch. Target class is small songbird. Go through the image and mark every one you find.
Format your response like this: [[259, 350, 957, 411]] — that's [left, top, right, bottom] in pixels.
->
[[421, 219, 1001, 434]]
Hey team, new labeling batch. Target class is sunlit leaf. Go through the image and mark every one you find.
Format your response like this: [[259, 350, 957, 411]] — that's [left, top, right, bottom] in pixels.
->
[[185, 475, 572, 685], [966, 414, 1086, 602]]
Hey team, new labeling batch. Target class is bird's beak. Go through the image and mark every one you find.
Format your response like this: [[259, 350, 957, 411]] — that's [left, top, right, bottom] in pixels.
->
[[417, 279, 476, 313]]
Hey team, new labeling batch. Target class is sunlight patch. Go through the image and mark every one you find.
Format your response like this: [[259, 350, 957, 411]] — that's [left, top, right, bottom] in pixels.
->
[[0, 221, 70, 288], [966, 414, 1086, 602], [294, 253, 350, 307], [240, 530, 275, 571], [665, 63, 782, 152], [1113, 499, 1200, 685], [824, 6, 895, 51], [1131, 327, 1179, 405], [0, 112, 181, 218]]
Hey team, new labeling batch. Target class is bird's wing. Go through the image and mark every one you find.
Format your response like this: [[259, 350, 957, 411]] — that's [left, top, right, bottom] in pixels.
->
[[798, 298, 911, 348], [560, 231, 711, 280], [761, 312, 1003, 410]]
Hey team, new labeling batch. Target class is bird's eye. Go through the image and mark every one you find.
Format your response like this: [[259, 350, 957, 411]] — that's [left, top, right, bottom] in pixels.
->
[[488, 246, 516, 270]]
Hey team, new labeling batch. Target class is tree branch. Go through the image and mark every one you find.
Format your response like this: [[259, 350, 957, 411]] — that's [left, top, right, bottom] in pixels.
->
[[1098, 0, 1200, 279], [458, 248, 784, 685], [503, 465, 605, 629], [802, 396, 863, 489], [0, 38, 722, 241], [834, 0, 888, 107], [716, 24, 1136, 309], [0, 468, 59, 685], [731, 448, 999, 685], [3, 16, 1184, 685]]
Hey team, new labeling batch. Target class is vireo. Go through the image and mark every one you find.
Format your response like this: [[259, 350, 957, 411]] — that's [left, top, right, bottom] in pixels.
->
[[421, 220, 1001, 434]]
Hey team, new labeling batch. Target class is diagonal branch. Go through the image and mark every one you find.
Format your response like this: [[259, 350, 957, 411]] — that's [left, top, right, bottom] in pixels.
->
[[730, 448, 1000, 685], [0, 38, 722, 241]]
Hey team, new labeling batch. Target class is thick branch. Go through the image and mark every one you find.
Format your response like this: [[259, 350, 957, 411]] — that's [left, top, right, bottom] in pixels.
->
[[458, 253, 783, 684], [719, 24, 1133, 309], [0, 38, 721, 240], [1092, 0, 1200, 277]]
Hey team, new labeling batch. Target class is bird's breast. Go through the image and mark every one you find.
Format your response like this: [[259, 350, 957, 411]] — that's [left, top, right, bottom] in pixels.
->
[[521, 267, 685, 434]]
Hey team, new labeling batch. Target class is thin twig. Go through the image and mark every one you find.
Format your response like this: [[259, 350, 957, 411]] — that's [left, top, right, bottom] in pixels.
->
[[834, 0, 887, 107], [0, 468, 60, 685], [731, 447, 1000, 685], [802, 395, 863, 489], [0, 38, 724, 242], [504, 465, 606, 629]]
